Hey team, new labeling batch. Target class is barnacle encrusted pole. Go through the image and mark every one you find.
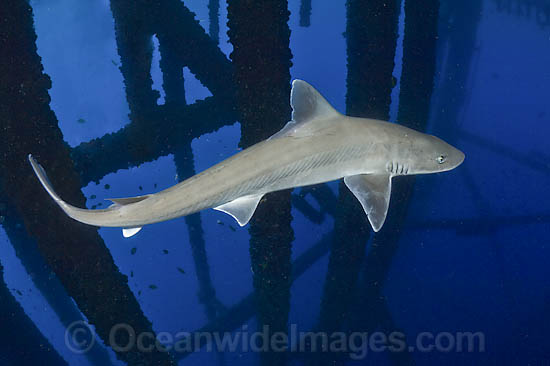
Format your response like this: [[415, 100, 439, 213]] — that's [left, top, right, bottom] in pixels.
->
[[72, 0, 237, 185], [493, 0, 550, 28], [396, 0, 483, 232], [0, 1, 174, 364], [174, 231, 335, 362], [300, 0, 312, 27], [208, 0, 221, 44], [109, 0, 233, 116], [303, 0, 402, 364], [71, 99, 236, 185], [110, 0, 228, 327], [0, 263, 68, 365], [173, 142, 226, 324], [348, 0, 441, 360], [228, 0, 294, 365], [0, 192, 112, 365]]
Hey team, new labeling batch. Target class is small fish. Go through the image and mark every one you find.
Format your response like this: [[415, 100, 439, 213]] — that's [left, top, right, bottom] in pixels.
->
[[177, 267, 186, 274], [77, 118, 86, 124], [111, 59, 119, 66], [149, 284, 158, 290], [104, 184, 110, 190], [131, 247, 137, 255], [162, 249, 169, 254]]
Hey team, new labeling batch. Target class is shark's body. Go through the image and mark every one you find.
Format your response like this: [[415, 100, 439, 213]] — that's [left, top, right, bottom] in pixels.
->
[[29, 80, 464, 237]]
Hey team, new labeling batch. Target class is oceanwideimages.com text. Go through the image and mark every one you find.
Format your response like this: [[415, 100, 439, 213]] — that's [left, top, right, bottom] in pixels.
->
[[66, 321, 485, 359]]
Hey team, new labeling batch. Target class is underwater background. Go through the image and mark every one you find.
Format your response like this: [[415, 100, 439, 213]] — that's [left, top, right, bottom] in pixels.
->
[[1, 0, 549, 365]]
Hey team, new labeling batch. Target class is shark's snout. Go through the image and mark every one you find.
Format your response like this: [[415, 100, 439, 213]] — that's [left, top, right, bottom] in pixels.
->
[[438, 145, 465, 174], [428, 135, 465, 172], [456, 149, 465, 166], [448, 144, 465, 169]]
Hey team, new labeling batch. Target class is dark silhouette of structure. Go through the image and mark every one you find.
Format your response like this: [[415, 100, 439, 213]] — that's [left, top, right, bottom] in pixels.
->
[[173, 144, 227, 326], [300, 0, 312, 27], [0, 1, 174, 364], [301, 0, 405, 364], [209, 0, 221, 44], [228, 1, 294, 365], [346, 1, 440, 365], [493, 0, 550, 28], [0, 262, 68, 365], [0, 194, 112, 365]]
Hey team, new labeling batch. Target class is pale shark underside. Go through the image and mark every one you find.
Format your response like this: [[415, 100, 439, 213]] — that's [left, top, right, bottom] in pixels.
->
[[29, 80, 464, 237]]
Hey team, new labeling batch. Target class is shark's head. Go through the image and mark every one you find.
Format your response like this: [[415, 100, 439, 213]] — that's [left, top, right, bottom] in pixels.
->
[[409, 134, 465, 174]]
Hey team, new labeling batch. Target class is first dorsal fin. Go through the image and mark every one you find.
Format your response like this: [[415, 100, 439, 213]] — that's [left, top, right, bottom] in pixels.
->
[[107, 195, 150, 207], [291, 79, 340, 123], [270, 80, 341, 140]]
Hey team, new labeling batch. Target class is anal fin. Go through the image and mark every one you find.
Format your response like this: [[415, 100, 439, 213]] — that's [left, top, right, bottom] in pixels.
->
[[214, 194, 263, 227], [344, 174, 392, 232], [123, 227, 142, 238]]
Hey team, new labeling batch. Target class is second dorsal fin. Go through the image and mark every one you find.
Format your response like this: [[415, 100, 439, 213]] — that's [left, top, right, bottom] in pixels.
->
[[107, 195, 150, 207], [270, 80, 341, 140]]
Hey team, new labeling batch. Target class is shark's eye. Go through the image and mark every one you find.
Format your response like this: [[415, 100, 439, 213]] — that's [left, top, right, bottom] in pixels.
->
[[437, 155, 447, 164]]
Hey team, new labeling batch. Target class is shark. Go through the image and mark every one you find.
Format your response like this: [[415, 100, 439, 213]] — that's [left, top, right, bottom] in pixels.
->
[[28, 80, 464, 237]]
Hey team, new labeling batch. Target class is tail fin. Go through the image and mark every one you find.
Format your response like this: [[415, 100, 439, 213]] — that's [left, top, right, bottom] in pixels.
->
[[28, 154, 74, 214], [28, 154, 148, 236]]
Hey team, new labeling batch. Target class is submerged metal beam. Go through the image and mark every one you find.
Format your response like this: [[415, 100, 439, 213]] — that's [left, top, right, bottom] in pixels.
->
[[300, 0, 312, 27], [110, 0, 233, 115], [347, 1, 440, 365], [303, 1, 402, 364], [71, 97, 236, 185], [209, 0, 221, 44], [0, 1, 174, 364], [0, 262, 68, 365], [174, 231, 333, 361], [228, 1, 294, 365], [173, 142, 226, 325], [0, 195, 113, 365]]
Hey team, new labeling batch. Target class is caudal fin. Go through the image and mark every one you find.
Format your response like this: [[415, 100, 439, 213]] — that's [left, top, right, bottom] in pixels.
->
[[29, 155, 62, 202], [29, 154, 147, 237], [29, 154, 93, 225]]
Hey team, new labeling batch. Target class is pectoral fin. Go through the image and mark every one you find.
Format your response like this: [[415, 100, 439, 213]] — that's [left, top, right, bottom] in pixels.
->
[[214, 194, 263, 226], [344, 174, 392, 232]]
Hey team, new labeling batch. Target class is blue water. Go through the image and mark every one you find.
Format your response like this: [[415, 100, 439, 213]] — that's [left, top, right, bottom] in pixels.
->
[[1, 0, 549, 365]]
